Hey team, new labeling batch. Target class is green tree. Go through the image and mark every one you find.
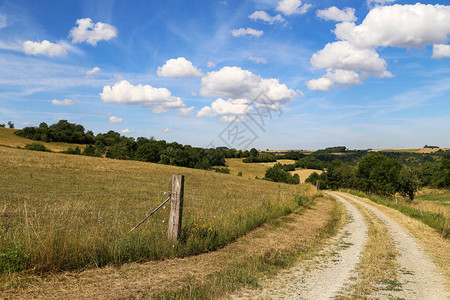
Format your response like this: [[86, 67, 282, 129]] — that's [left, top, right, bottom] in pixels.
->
[[398, 167, 419, 202], [7, 121, 14, 129]]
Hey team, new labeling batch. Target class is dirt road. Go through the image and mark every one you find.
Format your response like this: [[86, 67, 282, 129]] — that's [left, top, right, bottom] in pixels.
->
[[230, 192, 449, 299]]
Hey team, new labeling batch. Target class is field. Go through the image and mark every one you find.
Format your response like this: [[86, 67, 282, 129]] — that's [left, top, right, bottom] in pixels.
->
[[0, 127, 85, 152], [370, 147, 449, 153], [0, 146, 316, 276], [289, 169, 323, 183]]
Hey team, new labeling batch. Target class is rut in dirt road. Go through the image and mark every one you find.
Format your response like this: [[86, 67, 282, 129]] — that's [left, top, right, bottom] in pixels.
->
[[230, 192, 368, 300], [334, 192, 449, 300]]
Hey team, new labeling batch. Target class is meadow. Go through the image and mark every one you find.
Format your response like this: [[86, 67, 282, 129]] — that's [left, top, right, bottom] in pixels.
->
[[0, 146, 316, 275]]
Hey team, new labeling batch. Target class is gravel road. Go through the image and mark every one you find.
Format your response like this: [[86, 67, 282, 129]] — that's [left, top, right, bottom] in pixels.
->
[[230, 192, 449, 299]]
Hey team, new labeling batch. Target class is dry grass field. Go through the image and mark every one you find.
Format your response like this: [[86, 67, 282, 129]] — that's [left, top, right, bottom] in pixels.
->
[[370, 147, 449, 153], [0, 146, 317, 278], [0, 127, 85, 152], [290, 169, 323, 184]]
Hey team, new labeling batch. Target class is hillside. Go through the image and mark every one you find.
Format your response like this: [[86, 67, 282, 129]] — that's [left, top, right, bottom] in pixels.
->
[[0, 145, 315, 275], [0, 127, 86, 152]]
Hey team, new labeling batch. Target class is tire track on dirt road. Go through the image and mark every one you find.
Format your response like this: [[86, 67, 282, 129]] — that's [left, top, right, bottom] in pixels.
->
[[231, 193, 368, 299], [335, 192, 449, 299]]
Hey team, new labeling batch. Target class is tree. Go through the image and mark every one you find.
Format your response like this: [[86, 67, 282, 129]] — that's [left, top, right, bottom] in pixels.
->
[[398, 167, 419, 202], [250, 148, 258, 157], [7, 121, 14, 129], [264, 163, 299, 184], [0, 124, 5, 128]]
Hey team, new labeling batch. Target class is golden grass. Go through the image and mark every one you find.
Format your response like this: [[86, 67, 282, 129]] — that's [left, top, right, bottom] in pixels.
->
[[225, 158, 293, 179], [0, 127, 85, 152], [289, 169, 323, 183], [0, 197, 340, 299], [369, 147, 448, 153], [0, 146, 316, 277]]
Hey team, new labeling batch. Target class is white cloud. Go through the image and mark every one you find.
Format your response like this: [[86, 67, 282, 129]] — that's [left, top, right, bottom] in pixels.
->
[[307, 69, 362, 91], [231, 28, 263, 37], [0, 14, 7, 29], [432, 44, 450, 59], [86, 66, 100, 76], [306, 77, 334, 91], [161, 128, 169, 133], [100, 80, 185, 113], [157, 57, 203, 77], [109, 116, 123, 123], [23, 40, 67, 57], [367, 0, 396, 6], [19, 122, 33, 126], [207, 61, 216, 68], [310, 41, 391, 77], [317, 7, 357, 22], [69, 18, 117, 46], [335, 4, 450, 49], [276, 0, 312, 16], [200, 66, 297, 105], [249, 11, 285, 24], [197, 98, 252, 117], [121, 128, 135, 134], [248, 56, 267, 64], [51, 99, 74, 106], [179, 106, 195, 117]]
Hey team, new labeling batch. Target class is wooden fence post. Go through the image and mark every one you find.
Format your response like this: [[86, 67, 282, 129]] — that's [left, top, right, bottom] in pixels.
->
[[168, 174, 184, 242], [316, 180, 320, 191]]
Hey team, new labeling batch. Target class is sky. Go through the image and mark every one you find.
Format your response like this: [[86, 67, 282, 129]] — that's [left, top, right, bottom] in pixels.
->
[[0, 0, 449, 150]]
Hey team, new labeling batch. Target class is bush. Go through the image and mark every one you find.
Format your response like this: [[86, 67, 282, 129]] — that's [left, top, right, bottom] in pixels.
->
[[213, 167, 230, 174], [237, 171, 243, 177], [264, 163, 299, 184], [24, 143, 50, 152], [296, 156, 326, 170]]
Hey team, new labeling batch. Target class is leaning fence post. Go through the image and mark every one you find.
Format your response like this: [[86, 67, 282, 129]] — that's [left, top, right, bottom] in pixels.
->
[[168, 174, 184, 242]]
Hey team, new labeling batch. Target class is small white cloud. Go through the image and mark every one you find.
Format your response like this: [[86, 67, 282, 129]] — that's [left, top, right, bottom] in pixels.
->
[[190, 91, 197, 97], [19, 122, 33, 126], [307, 69, 362, 91], [51, 99, 74, 106], [121, 128, 135, 134], [179, 106, 195, 117], [162, 128, 169, 133], [86, 66, 100, 76], [432, 44, 450, 59], [276, 0, 312, 16], [197, 98, 252, 117], [69, 18, 117, 46], [231, 28, 263, 37], [109, 116, 123, 123], [157, 57, 203, 77], [0, 14, 7, 29], [23, 40, 67, 57], [207, 61, 216, 68], [306, 77, 334, 91], [106, 112, 112, 116], [367, 0, 396, 6], [248, 56, 267, 64], [249, 11, 285, 24], [317, 7, 357, 22], [100, 80, 185, 113]]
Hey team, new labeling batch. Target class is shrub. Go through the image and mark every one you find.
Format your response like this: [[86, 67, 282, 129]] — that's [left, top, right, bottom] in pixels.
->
[[24, 143, 50, 152], [264, 163, 299, 184]]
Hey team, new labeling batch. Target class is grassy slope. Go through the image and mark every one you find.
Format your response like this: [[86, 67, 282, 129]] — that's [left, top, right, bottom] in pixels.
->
[[0, 127, 85, 152], [0, 146, 316, 274]]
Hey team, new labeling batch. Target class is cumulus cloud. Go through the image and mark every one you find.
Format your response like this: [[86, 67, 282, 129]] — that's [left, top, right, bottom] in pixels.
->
[[307, 70, 362, 91], [335, 4, 450, 49], [249, 11, 285, 24], [100, 80, 185, 113], [197, 98, 252, 117], [306, 77, 334, 91], [200, 66, 297, 105], [23, 40, 67, 57], [367, 0, 396, 6], [109, 116, 123, 123], [86, 66, 100, 76], [207, 61, 216, 68], [317, 7, 357, 22], [231, 28, 263, 37], [276, 0, 312, 16], [121, 128, 135, 133], [179, 106, 195, 117], [51, 99, 74, 106], [432, 44, 450, 59], [69, 18, 117, 46], [248, 56, 267, 64], [311, 41, 391, 77], [157, 57, 203, 77]]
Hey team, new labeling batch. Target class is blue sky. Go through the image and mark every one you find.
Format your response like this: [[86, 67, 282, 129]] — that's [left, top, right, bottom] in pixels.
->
[[0, 0, 449, 150]]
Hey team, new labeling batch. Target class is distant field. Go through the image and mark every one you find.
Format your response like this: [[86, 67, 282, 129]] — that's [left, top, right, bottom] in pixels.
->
[[226, 158, 296, 178], [290, 169, 323, 184], [0, 127, 86, 152], [370, 147, 448, 153], [415, 189, 450, 218], [0, 146, 315, 274]]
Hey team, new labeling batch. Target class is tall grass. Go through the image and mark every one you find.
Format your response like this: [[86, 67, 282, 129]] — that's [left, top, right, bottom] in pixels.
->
[[0, 146, 316, 274], [344, 190, 449, 238]]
